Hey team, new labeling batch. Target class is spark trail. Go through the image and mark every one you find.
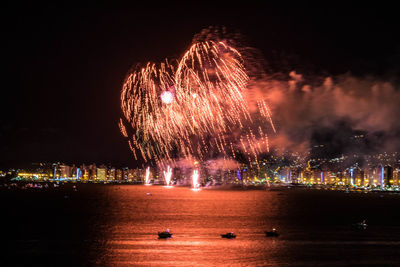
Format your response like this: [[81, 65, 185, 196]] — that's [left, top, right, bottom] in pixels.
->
[[120, 32, 275, 167], [192, 169, 199, 189], [145, 167, 151, 185], [163, 165, 173, 186]]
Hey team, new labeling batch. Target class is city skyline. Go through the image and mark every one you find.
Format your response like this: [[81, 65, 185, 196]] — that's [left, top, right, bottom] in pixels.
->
[[5, 150, 399, 189]]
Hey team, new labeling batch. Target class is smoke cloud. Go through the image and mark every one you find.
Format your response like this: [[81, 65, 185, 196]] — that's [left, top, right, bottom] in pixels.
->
[[246, 71, 400, 156]]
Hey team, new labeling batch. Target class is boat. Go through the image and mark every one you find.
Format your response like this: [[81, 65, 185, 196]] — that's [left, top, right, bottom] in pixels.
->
[[265, 228, 279, 237], [352, 220, 367, 230], [158, 229, 172, 238], [221, 232, 236, 239]]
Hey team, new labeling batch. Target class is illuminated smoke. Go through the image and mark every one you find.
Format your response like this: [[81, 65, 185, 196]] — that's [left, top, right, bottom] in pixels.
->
[[255, 72, 400, 156]]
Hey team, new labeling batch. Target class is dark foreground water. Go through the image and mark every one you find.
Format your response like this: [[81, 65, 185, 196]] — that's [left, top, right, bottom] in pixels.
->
[[2, 184, 400, 266]]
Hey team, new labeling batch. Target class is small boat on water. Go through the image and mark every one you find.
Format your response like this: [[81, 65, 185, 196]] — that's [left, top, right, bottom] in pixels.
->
[[265, 228, 279, 237], [352, 220, 367, 230], [221, 232, 236, 239], [158, 229, 172, 238]]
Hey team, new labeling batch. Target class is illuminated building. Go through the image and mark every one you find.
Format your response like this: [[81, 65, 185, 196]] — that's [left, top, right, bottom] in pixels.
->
[[70, 165, 77, 179], [328, 172, 337, 184], [393, 168, 400, 186], [290, 169, 301, 184], [365, 167, 380, 186], [383, 165, 393, 187], [107, 168, 116, 181], [356, 170, 365, 186], [17, 171, 49, 180], [53, 163, 60, 179], [97, 166, 106, 181], [76, 167, 82, 180], [89, 164, 97, 180], [279, 167, 291, 183], [122, 167, 129, 182], [116, 169, 122, 181], [60, 164, 70, 178], [80, 164, 89, 181]]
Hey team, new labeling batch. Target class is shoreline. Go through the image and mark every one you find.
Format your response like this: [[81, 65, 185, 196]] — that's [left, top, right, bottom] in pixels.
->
[[2, 180, 400, 194]]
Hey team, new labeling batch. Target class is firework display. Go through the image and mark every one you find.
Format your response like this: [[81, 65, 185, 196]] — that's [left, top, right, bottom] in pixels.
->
[[145, 167, 151, 185], [120, 34, 274, 166], [163, 165, 173, 186], [192, 169, 200, 189]]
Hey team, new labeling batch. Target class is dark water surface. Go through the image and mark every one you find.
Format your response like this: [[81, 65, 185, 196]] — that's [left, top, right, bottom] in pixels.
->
[[2, 184, 400, 266]]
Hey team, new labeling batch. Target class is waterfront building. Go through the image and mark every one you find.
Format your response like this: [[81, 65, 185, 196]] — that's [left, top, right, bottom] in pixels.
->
[[355, 170, 366, 186], [89, 164, 97, 180], [279, 167, 291, 183], [107, 167, 116, 181], [116, 169, 122, 181], [60, 164, 71, 178], [393, 167, 400, 186], [97, 166, 107, 181], [384, 165, 393, 186]]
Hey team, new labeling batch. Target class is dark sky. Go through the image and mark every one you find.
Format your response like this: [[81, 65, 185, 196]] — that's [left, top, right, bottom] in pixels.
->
[[2, 1, 399, 169]]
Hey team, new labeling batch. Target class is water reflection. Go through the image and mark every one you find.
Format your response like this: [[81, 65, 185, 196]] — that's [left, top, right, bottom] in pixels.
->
[[3, 183, 400, 265], [92, 185, 281, 266], [89, 185, 400, 266]]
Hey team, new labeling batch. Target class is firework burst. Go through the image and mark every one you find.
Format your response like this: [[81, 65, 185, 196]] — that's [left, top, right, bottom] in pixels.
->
[[120, 32, 274, 167]]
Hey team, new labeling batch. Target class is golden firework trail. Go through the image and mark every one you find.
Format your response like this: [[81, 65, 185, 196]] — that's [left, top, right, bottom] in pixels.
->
[[120, 38, 274, 165]]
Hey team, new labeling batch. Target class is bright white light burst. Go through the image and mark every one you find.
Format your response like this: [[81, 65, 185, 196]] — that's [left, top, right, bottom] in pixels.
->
[[161, 91, 174, 104]]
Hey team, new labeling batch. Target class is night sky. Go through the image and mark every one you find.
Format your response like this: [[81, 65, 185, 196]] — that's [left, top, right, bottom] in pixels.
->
[[2, 2, 399, 169]]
